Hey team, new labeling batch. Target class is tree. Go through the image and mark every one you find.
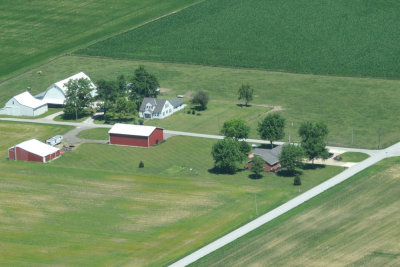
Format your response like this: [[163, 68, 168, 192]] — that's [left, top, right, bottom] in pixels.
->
[[298, 121, 329, 165], [251, 156, 265, 178], [279, 144, 304, 174], [239, 141, 251, 155], [64, 78, 94, 120], [139, 161, 144, 168], [211, 138, 246, 174], [257, 113, 285, 146], [293, 174, 301, 186], [221, 118, 250, 139], [104, 97, 137, 123], [96, 79, 118, 114], [129, 66, 160, 101], [192, 91, 209, 110], [238, 84, 254, 106]]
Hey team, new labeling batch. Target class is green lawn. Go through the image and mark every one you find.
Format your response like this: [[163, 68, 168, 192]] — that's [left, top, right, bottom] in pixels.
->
[[193, 157, 400, 266], [0, 121, 343, 266], [53, 114, 89, 123], [339, 152, 369, 162], [1, 56, 399, 148], [78, 0, 400, 79], [77, 128, 109, 140], [0, 0, 201, 80]]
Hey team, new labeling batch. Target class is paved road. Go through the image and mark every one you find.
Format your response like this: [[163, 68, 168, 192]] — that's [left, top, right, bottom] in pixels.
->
[[0, 118, 380, 155], [169, 141, 400, 267]]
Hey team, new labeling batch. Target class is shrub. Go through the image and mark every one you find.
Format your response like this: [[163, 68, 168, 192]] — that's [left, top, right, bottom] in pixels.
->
[[293, 174, 301, 186], [192, 110, 195, 115], [138, 119, 144, 125], [139, 161, 144, 168], [187, 110, 191, 114]]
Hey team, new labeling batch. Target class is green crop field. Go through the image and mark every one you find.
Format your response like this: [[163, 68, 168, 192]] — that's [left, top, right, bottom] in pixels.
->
[[193, 157, 400, 266], [0, 0, 200, 80], [0, 121, 342, 266], [340, 152, 369, 162], [78, 0, 400, 79], [1, 56, 399, 148]]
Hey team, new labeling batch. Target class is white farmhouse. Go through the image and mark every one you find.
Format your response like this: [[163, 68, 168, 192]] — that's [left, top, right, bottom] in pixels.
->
[[0, 91, 48, 116], [139, 97, 185, 119], [39, 72, 97, 105]]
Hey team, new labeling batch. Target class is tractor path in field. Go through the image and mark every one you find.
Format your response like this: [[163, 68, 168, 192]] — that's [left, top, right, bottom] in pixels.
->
[[168, 141, 400, 267]]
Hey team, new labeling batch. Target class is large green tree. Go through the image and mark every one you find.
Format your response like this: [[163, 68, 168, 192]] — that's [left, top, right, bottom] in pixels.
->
[[221, 118, 250, 139], [64, 78, 94, 120], [298, 121, 329, 165], [129, 66, 160, 101], [211, 137, 246, 174], [104, 97, 137, 123], [96, 79, 118, 114], [238, 84, 254, 106], [279, 144, 304, 174], [257, 113, 285, 146], [192, 91, 209, 110]]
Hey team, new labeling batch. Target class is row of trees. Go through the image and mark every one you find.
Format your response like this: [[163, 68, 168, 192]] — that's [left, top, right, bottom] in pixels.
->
[[211, 114, 329, 175], [63, 66, 159, 122]]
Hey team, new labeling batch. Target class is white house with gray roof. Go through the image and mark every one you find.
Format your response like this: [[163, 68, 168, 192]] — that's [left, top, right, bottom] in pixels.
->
[[139, 97, 185, 119], [0, 91, 48, 116]]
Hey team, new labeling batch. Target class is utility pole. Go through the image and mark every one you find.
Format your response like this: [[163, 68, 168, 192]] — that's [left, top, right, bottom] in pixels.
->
[[378, 128, 381, 149], [352, 128, 354, 145], [217, 115, 220, 133], [254, 194, 258, 216]]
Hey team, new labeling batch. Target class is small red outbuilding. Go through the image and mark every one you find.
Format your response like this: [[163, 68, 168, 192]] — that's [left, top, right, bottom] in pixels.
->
[[8, 139, 61, 163], [108, 123, 163, 148]]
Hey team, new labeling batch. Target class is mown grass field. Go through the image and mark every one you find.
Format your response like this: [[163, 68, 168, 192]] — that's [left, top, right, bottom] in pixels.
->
[[1, 56, 399, 148], [78, 0, 400, 79], [0, 121, 342, 266], [340, 152, 369, 162], [193, 157, 400, 266], [0, 0, 201, 80]]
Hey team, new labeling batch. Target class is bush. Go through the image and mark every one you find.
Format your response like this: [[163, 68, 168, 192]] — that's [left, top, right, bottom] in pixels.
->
[[187, 110, 191, 114], [293, 174, 301, 186], [138, 119, 144, 125], [192, 110, 195, 115], [139, 161, 144, 168]]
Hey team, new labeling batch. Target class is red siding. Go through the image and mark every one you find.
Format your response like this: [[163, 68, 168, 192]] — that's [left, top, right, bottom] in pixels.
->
[[110, 133, 149, 147], [149, 128, 164, 147], [8, 147, 15, 160], [15, 147, 43, 162], [248, 161, 281, 172]]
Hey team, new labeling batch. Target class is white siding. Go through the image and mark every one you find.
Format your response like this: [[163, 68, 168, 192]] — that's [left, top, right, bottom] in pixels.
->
[[1, 97, 47, 116], [42, 85, 66, 105]]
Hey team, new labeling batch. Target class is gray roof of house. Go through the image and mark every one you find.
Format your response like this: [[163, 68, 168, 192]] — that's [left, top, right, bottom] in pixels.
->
[[139, 97, 167, 113], [252, 145, 283, 166], [169, 97, 184, 108]]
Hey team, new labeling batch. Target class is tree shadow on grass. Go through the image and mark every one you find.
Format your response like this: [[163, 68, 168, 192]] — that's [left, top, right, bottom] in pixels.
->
[[276, 169, 303, 177], [236, 103, 251, 108], [248, 173, 263, 179], [301, 163, 326, 170], [259, 143, 277, 149]]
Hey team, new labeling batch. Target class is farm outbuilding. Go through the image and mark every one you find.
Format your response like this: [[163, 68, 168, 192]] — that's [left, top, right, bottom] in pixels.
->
[[39, 72, 97, 105], [0, 91, 48, 116], [108, 123, 163, 147], [248, 145, 283, 172], [8, 139, 61, 163]]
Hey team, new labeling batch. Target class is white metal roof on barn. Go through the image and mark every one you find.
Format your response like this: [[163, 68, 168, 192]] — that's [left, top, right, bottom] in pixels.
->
[[13, 91, 47, 109], [108, 123, 157, 137], [54, 72, 96, 94], [16, 139, 59, 157]]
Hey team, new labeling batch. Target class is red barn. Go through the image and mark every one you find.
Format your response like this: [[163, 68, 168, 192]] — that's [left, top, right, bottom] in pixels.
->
[[108, 123, 163, 148], [8, 139, 61, 163]]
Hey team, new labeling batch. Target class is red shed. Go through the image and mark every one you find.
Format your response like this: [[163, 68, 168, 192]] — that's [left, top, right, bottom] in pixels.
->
[[8, 139, 61, 163], [108, 123, 163, 147]]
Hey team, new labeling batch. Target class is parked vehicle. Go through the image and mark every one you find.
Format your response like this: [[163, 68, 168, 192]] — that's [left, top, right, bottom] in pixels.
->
[[46, 135, 63, 146]]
